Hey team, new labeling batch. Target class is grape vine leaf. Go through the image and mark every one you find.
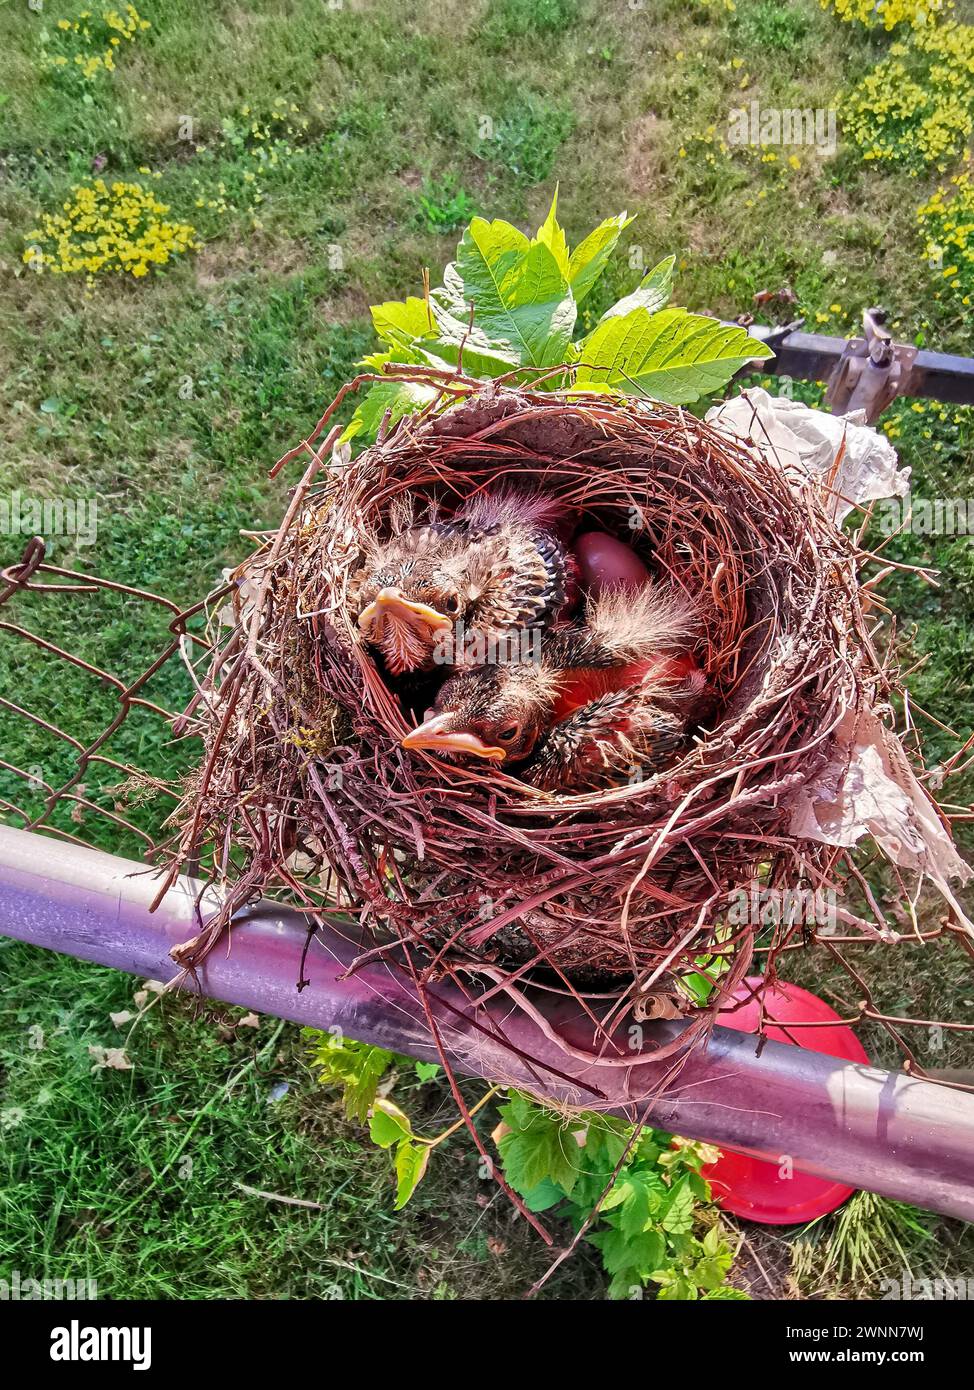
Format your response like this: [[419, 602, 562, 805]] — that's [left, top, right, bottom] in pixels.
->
[[310, 1038, 394, 1125], [607, 1268, 648, 1300], [428, 269, 523, 375], [371, 296, 438, 348], [342, 377, 440, 443], [518, 1177, 567, 1213], [452, 216, 577, 367], [576, 306, 772, 405], [568, 210, 634, 304], [655, 1271, 699, 1300], [693, 1254, 734, 1291], [534, 187, 569, 276], [618, 1172, 667, 1240]]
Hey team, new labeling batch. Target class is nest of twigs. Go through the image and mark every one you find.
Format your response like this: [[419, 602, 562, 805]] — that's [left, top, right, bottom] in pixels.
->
[[162, 370, 955, 1063]]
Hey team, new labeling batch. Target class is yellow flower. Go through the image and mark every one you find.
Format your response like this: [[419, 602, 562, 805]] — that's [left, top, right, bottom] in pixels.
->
[[23, 177, 198, 281]]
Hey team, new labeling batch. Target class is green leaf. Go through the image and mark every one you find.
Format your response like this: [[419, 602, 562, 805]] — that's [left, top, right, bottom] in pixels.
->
[[39, 397, 61, 414], [358, 347, 400, 372], [576, 307, 772, 405], [341, 378, 439, 443], [635, 1133, 663, 1167], [394, 1139, 430, 1209], [567, 211, 633, 304], [414, 1061, 441, 1083], [496, 1095, 583, 1195], [702, 1286, 750, 1300], [661, 1176, 696, 1235], [693, 1255, 733, 1291], [370, 296, 437, 348], [677, 968, 716, 1008], [498, 1122, 581, 1195], [702, 1223, 724, 1257], [310, 1037, 393, 1124], [606, 1268, 647, 1300], [453, 217, 576, 367], [580, 1116, 630, 1172], [427, 273, 523, 378], [369, 1097, 413, 1149], [590, 1224, 665, 1277], [518, 1177, 566, 1213], [599, 254, 675, 322], [599, 1181, 628, 1213], [534, 186, 569, 276], [618, 1182, 652, 1240], [656, 1272, 698, 1300], [618, 1172, 666, 1240]]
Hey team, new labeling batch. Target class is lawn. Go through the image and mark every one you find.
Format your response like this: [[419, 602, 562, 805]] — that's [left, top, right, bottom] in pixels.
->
[[0, 0, 972, 1299]]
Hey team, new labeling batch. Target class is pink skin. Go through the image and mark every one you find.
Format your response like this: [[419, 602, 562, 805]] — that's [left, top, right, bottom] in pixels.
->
[[572, 531, 652, 597]]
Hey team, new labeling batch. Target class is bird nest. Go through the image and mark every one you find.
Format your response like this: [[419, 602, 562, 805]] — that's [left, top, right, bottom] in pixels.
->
[[162, 369, 970, 1067]]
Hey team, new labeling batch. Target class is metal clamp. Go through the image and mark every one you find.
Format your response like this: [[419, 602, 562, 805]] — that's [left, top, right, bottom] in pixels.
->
[[825, 308, 919, 422]]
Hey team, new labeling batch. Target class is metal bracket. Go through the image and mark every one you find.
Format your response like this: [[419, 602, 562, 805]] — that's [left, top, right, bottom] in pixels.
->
[[825, 308, 919, 422]]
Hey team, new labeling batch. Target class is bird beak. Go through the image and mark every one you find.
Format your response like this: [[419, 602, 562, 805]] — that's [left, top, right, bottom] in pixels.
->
[[401, 713, 507, 762], [357, 588, 452, 636]]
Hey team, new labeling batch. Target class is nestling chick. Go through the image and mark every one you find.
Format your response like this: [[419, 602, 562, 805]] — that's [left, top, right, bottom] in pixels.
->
[[351, 489, 577, 675], [402, 584, 706, 790]]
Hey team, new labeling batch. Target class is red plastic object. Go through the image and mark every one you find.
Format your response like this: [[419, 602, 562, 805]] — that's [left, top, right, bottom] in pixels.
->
[[703, 977, 870, 1225]]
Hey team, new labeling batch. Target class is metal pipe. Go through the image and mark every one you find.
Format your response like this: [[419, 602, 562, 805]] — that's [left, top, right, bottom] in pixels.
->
[[1, 824, 973, 1220]]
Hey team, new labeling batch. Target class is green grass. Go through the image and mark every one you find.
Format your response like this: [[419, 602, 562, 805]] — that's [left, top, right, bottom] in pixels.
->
[[1, 0, 972, 1300], [0, 943, 604, 1299]]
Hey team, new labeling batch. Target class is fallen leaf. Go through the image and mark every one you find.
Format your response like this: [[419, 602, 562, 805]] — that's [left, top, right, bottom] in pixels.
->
[[88, 1046, 133, 1072], [134, 979, 165, 1008]]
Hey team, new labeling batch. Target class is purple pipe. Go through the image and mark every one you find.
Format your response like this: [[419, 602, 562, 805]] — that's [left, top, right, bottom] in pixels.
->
[[1, 824, 972, 1221]]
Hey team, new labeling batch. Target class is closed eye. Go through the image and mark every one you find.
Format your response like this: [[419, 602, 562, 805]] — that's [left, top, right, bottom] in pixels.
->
[[496, 724, 520, 742]]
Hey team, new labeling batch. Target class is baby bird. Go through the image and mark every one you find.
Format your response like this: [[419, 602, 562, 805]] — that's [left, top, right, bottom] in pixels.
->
[[351, 489, 577, 676], [401, 585, 706, 791]]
